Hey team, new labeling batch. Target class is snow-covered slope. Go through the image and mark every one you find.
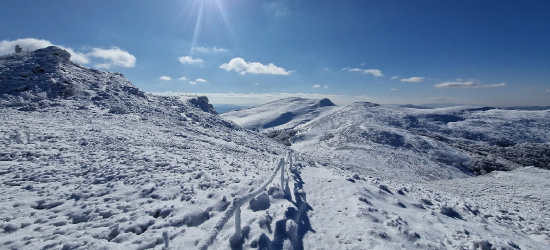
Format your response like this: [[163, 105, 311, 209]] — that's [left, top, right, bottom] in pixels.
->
[[1, 48, 549, 249], [221, 97, 336, 132], [290, 102, 549, 181]]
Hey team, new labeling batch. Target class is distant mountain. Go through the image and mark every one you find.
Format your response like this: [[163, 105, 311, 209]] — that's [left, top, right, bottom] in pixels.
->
[[221, 97, 336, 132], [212, 104, 251, 114], [290, 102, 550, 181], [399, 104, 433, 109], [503, 106, 550, 111]]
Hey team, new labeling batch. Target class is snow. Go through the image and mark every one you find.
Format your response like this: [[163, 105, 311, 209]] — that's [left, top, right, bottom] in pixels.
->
[[1, 47, 549, 249]]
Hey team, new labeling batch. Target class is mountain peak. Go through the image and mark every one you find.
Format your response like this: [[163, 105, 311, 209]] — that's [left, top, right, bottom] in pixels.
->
[[34, 46, 72, 61], [221, 97, 337, 132], [0, 46, 148, 112]]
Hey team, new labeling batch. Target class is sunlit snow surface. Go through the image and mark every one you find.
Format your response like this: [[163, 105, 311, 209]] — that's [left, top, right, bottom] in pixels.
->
[[1, 47, 549, 249]]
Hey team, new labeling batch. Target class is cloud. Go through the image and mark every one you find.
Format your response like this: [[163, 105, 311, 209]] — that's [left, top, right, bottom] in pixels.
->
[[63, 48, 89, 64], [323, 68, 331, 72], [391, 88, 397, 91], [1, 38, 138, 68], [486, 83, 507, 88], [196, 78, 207, 82], [347, 68, 384, 77], [524, 87, 535, 91], [264, 1, 290, 18], [312, 84, 321, 88], [434, 81, 506, 89], [401, 77, 425, 83], [255, 83, 259, 86], [391, 76, 399, 80], [189, 81, 196, 85], [0, 38, 53, 53], [160, 76, 171, 81], [88, 47, 136, 68], [324, 85, 329, 89], [178, 56, 204, 65], [220, 58, 293, 75], [179, 76, 188, 81], [192, 46, 228, 53], [0, 38, 89, 64], [547, 89, 550, 93]]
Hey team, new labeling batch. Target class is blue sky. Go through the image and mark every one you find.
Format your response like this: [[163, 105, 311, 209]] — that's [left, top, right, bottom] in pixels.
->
[[1, 0, 549, 106]]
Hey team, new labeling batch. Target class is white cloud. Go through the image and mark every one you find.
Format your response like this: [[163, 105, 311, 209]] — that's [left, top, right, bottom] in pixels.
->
[[88, 47, 136, 68], [312, 84, 321, 88], [524, 87, 535, 91], [391, 76, 399, 80], [192, 46, 228, 53], [324, 85, 329, 89], [401, 77, 425, 83], [361, 63, 366, 66], [160, 76, 171, 81], [391, 88, 397, 91], [486, 83, 507, 88], [220, 58, 293, 75], [434, 81, 481, 88], [189, 81, 196, 85], [347, 68, 384, 77], [196, 78, 207, 82], [0, 38, 137, 68], [179, 76, 188, 81], [255, 83, 259, 86], [323, 68, 331, 72], [0, 38, 52, 53], [62, 47, 89, 64], [455, 79, 464, 82], [178, 56, 204, 65], [434, 81, 506, 89]]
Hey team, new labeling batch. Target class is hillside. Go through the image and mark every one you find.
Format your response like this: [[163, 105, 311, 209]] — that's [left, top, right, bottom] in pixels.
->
[[221, 97, 335, 132], [1, 47, 549, 249]]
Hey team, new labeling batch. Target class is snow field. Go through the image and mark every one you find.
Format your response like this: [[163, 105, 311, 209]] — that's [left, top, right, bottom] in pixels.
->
[[300, 166, 548, 249], [0, 103, 296, 249]]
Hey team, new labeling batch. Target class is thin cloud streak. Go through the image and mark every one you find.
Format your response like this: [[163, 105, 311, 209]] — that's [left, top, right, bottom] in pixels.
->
[[178, 56, 203, 65], [401, 77, 425, 83], [434, 81, 506, 89], [192, 46, 228, 53], [346, 68, 384, 77]]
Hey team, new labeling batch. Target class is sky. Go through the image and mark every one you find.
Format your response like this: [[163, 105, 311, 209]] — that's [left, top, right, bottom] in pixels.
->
[[1, 0, 549, 106]]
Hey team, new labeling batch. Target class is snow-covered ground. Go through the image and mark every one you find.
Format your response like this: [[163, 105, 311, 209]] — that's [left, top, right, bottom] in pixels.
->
[[1, 47, 549, 249]]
